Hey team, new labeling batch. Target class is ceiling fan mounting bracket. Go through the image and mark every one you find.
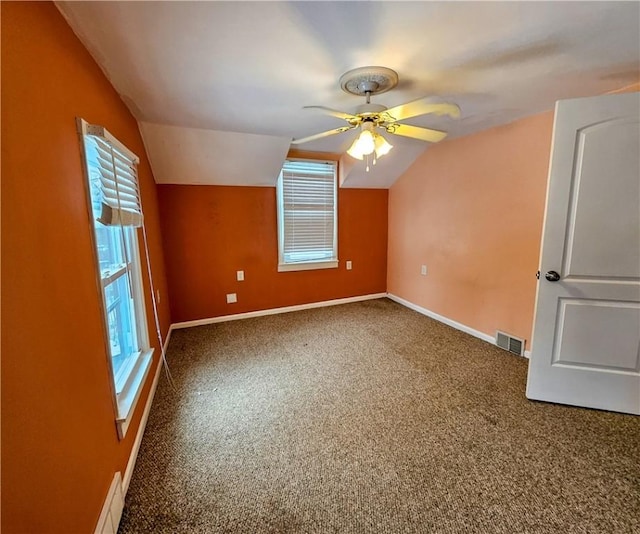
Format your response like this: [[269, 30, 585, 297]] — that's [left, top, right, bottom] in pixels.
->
[[339, 66, 399, 97]]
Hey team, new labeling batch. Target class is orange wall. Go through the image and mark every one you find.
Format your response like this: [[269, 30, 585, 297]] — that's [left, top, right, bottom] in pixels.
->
[[608, 81, 640, 94], [388, 112, 554, 344], [2, 3, 171, 533], [158, 185, 388, 323]]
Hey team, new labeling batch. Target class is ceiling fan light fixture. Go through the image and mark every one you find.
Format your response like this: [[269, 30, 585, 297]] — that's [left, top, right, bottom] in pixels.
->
[[347, 130, 393, 162], [346, 143, 364, 160], [374, 134, 393, 157], [347, 121, 376, 159], [356, 129, 376, 155], [296, 66, 459, 171]]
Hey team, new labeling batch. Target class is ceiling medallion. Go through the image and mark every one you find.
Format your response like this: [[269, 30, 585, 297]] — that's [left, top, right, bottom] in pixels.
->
[[339, 66, 399, 97]]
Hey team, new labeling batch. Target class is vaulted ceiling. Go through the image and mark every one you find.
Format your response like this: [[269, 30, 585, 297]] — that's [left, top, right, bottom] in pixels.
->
[[56, 1, 640, 188]]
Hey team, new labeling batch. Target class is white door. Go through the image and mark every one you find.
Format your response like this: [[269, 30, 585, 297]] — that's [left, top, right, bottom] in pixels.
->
[[526, 92, 640, 415]]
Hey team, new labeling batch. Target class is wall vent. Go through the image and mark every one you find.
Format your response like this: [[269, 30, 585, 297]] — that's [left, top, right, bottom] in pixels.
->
[[496, 331, 525, 356]]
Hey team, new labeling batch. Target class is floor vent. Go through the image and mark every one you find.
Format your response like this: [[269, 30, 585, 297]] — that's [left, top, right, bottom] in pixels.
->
[[496, 331, 525, 356]]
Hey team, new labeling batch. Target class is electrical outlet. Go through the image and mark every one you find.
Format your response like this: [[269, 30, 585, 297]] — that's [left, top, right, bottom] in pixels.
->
[[155, 289, 161, 303], [226, 293, 237, 304], [346, 260, 352, 270], [421, 265, 427, 276], [237, 270, 244, 281]]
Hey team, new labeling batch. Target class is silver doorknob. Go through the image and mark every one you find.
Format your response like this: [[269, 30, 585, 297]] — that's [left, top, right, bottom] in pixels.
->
[[545, 271, 561, 282]]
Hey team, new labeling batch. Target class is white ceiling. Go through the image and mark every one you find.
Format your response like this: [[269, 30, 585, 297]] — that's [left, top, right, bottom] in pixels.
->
[[57, 1, 639, 189]]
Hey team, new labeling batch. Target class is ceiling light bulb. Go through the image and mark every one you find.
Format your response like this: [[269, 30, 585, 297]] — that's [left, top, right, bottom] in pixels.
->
[[374, 134, 393, 157], [355, 129, 375, 155], [346, 139, 364, 160]]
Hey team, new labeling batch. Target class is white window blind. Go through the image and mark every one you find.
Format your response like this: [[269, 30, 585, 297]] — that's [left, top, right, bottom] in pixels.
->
[[84, 127, 142, 227], [278, 160, 337, 268]]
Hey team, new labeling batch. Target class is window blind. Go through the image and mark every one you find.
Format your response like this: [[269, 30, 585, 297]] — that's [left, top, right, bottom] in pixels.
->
[[84, 130, 142, 228], [280, 160, 337, 264]]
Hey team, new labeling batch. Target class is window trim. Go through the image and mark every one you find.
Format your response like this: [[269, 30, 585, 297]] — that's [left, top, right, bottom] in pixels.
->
[[276, 158, 338, 272], [77, 117, 153, 440], [277, 259, 338, 272]]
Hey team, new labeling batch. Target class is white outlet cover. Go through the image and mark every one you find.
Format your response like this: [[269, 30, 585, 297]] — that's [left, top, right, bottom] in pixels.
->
[[226, 293, 237, 303], [421, 265, 427, 275], [237, 270, 244, 281], [346, 261, 352, 270]]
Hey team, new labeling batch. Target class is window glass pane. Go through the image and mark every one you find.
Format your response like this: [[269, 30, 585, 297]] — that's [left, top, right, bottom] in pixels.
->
[[95, 224, 126, 276], [104, 272, 139, 381], [85, 138, 105, 220], [84, 135, 142, 387], [279, 160, 337, 265]]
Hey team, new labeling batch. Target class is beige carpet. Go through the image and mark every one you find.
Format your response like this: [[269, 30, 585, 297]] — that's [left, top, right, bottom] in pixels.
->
[[119, 298, 639, 533]]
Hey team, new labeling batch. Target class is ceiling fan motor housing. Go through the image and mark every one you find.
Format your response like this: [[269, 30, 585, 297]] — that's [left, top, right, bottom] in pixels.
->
[[355, 103, 387, 117]]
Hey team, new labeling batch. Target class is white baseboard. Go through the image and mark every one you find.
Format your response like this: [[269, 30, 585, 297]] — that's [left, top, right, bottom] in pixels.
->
[[387, 293, 497, 345], [162, 326, 173, 358], [96, 328, 171, 533], [94, 472, 124, 534], [121, 326, 171, 495], [388, 293, 531, 358], [171, 292, 388, 329]]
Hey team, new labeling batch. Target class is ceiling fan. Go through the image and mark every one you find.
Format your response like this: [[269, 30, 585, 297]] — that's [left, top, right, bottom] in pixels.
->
[[292, 67, 460, 170]]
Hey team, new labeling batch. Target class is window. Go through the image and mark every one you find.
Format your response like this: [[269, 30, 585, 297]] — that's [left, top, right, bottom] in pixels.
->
[[276, 159, 338, 271], [78, 119, 153, 439]]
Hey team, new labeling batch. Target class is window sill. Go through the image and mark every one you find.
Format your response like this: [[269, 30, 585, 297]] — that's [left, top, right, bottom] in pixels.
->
[[115, 349, 154, 440], [278, 260, 338, 272]]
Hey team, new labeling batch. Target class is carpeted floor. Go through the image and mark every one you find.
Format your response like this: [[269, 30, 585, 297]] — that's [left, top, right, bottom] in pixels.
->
[[119, 298, 640, 533]]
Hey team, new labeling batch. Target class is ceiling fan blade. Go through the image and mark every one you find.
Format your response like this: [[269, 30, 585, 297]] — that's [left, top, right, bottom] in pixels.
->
[[385, 123, 448, 143], [303, 106, 360, 122], [292, 125, 356, 145], [379, 99, 460, 123]]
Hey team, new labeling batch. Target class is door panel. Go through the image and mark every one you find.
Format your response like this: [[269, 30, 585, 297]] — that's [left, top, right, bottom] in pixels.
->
[[552, 299, 640, 371], [526, 92, 640, 414], [565, 119, 640, 279]]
